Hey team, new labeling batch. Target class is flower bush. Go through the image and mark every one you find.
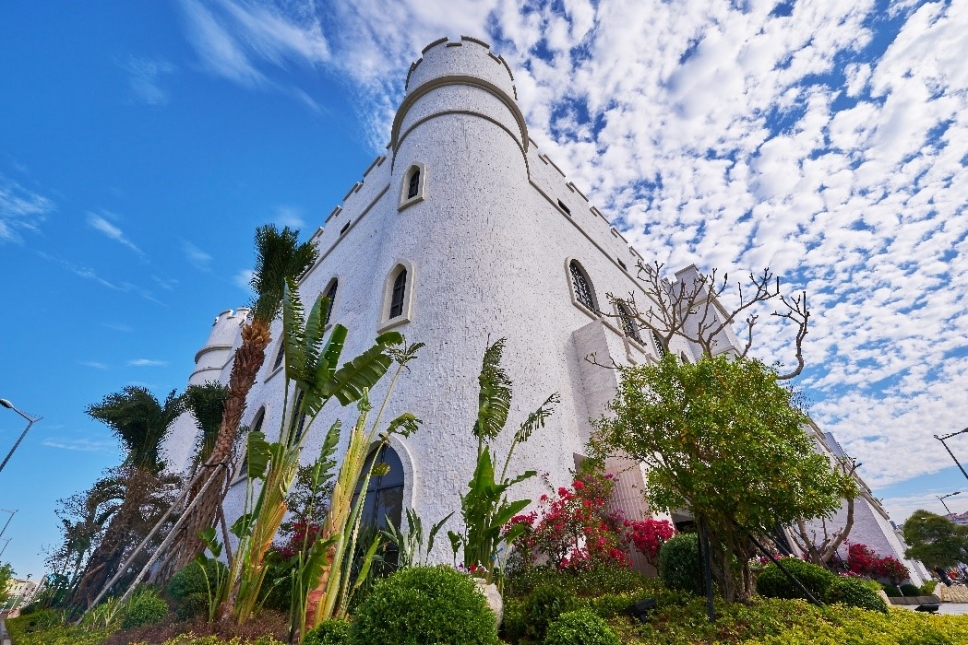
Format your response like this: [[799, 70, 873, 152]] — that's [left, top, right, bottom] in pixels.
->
[[627, 517, 676, 567], [845, 542, 910, 585]]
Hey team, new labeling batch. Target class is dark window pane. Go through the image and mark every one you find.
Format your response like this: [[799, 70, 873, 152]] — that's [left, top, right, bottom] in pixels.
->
[[652, 330, 667, 356], [407, 169, 420, 199], [390, 270, 407, 318], [353, 446, 405, 533], [618, 304, 641, 342], [569, 262, 596, 310], [272, 343, 285, 370], [324, 280, 338, 326]]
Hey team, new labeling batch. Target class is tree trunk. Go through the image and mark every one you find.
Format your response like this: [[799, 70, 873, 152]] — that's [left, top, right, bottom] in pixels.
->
[[166, 319, 271, 578]]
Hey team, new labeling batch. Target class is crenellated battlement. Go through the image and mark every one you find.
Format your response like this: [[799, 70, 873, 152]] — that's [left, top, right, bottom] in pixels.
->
[[406, 36, 516, 99]]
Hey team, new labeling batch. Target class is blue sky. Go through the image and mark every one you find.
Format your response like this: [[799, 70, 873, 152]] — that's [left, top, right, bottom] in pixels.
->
[[1, 1, 966, 580]]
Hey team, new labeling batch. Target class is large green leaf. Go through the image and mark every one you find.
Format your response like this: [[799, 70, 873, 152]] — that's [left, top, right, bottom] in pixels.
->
[[282, 279, 309, 384], [324, 345, 394, 406], [473, 338, 512, 442], [246, 431, 272, 480]]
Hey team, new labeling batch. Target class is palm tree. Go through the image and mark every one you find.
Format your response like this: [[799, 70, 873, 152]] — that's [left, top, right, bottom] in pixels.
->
[[183, 382, 230, 467], [170, 225, 318, 574], [72, 386, 185, 608]]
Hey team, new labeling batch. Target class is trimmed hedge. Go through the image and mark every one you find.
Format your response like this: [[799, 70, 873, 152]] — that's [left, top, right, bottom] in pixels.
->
[[303, 619, 351, 645], [755, 558, 835, 601], [825, 577, 888, 613], [522, 585, 581, 642], [351, 565, 499, 645], [122, 589, 169, 629], [658, 533, 704, 595]]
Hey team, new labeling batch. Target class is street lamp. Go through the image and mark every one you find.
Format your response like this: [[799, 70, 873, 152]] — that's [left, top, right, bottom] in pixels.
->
[[939, 491, 962, 515], [0, 398, 42, 474], [0, 537, 10, 559], [935, 428, 968, 482]]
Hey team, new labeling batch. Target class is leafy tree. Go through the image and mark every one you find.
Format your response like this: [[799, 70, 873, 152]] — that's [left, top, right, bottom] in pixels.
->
[[173, 224, 318, 574], [903, 510, 968, 569], [183, 381, 230, 467], [72, 387, 185, 608], [0, 563, 13, 605], [790, 455, 860, 566], [596, 353, 850, 602]]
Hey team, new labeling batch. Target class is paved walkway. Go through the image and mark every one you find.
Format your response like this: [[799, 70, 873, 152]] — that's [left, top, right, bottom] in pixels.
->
[[894, 603, 968, 615]]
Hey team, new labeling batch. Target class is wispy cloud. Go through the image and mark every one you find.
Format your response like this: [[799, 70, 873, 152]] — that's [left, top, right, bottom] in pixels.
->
[[79, 361, 109, 370], [128, 358, 168, 367], [42, 437, 116, 452], [177, 0, 330, 108], [234, 268, 254, 293], [0, 173, 54, 243], [103, 322, 133, 333], [86, 211, 144, 256], [37, 251, 164, 305], [182, 241, 213, 270], [120, 55, 177, 105], [153, 276, 178, 291], [273, 205, 305, 229]]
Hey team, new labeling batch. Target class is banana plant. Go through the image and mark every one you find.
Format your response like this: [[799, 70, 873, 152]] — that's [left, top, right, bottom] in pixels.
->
[[222, 278, 410, 625], [449, 338, 559, 584], [382, 508, 453, 569]]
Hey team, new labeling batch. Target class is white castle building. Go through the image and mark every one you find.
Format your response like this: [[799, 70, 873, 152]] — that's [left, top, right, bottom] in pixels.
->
[[163, 36, 923, 581]]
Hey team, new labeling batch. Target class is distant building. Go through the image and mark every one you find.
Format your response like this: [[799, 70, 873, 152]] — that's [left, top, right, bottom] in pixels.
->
[[3, 577, 37, 612], [946, 511, 968, 527], [162, 36, 922, 579]]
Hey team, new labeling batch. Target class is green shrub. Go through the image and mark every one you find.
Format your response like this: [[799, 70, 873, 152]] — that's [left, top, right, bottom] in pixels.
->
[[921, 580, 938, 595], [167, 558, 229, 620], [504, 563, 651, 599], [122, 588, 169, 629], [303, 619, 351, 645], [900, 583, 921, 596], [544, 608, 620, 645], [825, 577, 888, 613], [351, 565, 499, 645], [659, 533, 703, 595], [755, 558, 834, 601], [523, 584, 581, 642]]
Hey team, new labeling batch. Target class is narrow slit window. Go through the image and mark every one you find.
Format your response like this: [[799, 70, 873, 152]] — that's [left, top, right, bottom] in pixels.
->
[[323, 279, 338, 326], [272, 342, 285, 371], [569, 261, 596, 311], [407, 168, 420, 199], [558, 199, 571, 215], [339, 221, 351, 235], [390, 269, 407, 318], [652, 330, 667, 357]]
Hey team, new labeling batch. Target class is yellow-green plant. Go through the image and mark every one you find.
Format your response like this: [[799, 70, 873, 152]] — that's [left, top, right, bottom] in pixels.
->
[[302, 340, 423, 635], [220, 278, 413, 626]]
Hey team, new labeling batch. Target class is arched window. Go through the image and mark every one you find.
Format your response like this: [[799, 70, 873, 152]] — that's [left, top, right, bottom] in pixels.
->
[[652, 330, 667, 357], [272, 342, 285, 371], [407, 168, 420, 199], [569, 261, 597, 311], [390, 270, 407, 319], [323, 279, 338, 326], [617, 303, 641, 342], [399, 163, 426, 210], [354, 446, 405, 532]]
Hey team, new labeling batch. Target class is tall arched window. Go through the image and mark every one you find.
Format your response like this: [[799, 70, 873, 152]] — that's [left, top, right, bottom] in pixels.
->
[[569, 261, 597, 311], [390, 270, 407, 319], [617, 303, 641, 342], [354, 446, 405, 532], [652, 330, 667, 357], [272, 342, 285, 371], [407, 168, 420, 199], [323, 279, 338, 326]]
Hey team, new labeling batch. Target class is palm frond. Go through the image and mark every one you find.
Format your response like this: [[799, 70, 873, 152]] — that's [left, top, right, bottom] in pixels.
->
[[513, 392, 561, 445], [249, 225, 319, 322], [473, 338, 512, 442], [86, 386, 185, 472], [184, 382, 229, 464]]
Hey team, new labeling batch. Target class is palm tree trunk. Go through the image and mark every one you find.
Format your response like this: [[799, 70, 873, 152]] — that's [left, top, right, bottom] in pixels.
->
[[168, 319, 272, 577]]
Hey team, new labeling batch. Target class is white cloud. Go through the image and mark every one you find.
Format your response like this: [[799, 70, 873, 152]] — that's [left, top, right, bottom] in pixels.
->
[[0, 174, 53, 243], [128, 358, 168, 367], [103, 322, 133, 332], [79, 361, 109, 369], [273, 205, 305, 229], [176, 1, 968, 493], [86, 211, 144, 255], [120, 55, 176, 105], [42, 437, 116, 452], [182, 240, 213, 270], [234, 268, 254, 292]]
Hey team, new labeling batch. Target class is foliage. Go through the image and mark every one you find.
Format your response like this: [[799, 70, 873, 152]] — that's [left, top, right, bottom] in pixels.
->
[[183, 382, 230, 465], [302, 619, 351, 645], [450, 338, 559, 584], [899, 583, 921, 596], [506, 467, 628, 572], [825, 577, 888, 613], [628, 518, 677, 568], [845, 542, 910, 585], [7, 611, 111, 645], [880, 583, 901, 597], [755, 557, 835, 601], [121, 588, 169, 629], [505, 563, 654, 599], [350, 565, 499, 645], [544, 608, 621, 645], [248, 224, 320, 322], [0, 562, 12, 604], [790, 456, 860, 567], [521, 584, 581, 642], [921, 580, 938, 595], [658, 533, 704, 595], [381, 508, 452, 569], [903, 509, 968, 570], [596, 354, 851, 601], [167, 558, 229, 620]]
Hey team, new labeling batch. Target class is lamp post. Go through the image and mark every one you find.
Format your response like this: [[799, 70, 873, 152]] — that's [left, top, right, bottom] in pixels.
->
[[0, 509, 15, 540], [939, 491, 962, 516], [935, 428, 968, 482], [0, 398, 42, 474], [0, 538, 9, 559]]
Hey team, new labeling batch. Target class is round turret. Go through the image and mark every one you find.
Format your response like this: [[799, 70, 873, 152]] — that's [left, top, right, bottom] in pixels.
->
[[189, 307, 248, 385]]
